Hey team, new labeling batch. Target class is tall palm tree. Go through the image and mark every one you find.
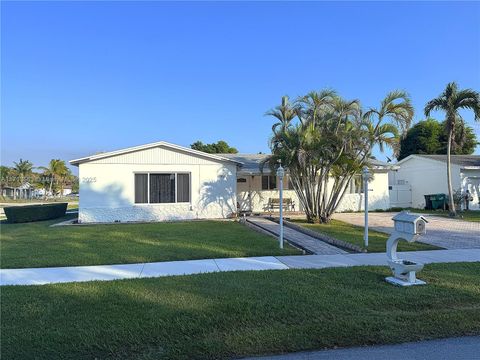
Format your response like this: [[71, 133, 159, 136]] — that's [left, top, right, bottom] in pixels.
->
[[12, 159, 33, 199], [13, 159, 33, 184], [363, 90, 414, 158], [265, 96, 297, 133], [39, 159, 69, 198], [425, 82, 480, 216]]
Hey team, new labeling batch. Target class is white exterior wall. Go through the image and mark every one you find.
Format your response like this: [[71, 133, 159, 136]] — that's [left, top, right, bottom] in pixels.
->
[[236, 175, 302, 212], [336, 172, 390, 212], [461, 169, 480, 211], [78, 146, 237, 223], [236, 171, 389, 213], [394, 157, 462, 209]]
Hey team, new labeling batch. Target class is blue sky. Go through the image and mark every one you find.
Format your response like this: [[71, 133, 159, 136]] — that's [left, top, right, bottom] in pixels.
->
[[2, 1, 480, 173]]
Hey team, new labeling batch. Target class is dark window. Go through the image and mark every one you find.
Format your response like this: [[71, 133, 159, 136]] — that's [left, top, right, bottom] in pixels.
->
[[237, 178, 247, 183], [177, 173, 190, 202], [134, 174, 148, 203], [150, 174, 175, 203], [262, 175, 277, 190], [135, 173, 191, 204]]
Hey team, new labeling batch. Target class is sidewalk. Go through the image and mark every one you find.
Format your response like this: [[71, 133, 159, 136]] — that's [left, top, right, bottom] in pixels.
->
[[2, 249, 479, 286], [241, 336, 480, 360]]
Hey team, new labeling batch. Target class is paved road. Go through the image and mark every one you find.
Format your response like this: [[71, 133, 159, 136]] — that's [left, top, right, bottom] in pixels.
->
[[333, 212, 480, 249], [240, 336, 480, 360], [246, 217, 346, 255]]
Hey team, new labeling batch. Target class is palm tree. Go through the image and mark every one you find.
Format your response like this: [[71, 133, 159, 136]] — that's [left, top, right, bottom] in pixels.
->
[[39, 159, 69, 198], [13, 159, 33, 184], [265, 96, 298, 133], [425, 82, 480, 216], [364, 90, 414, 158], [12, 159, 33, 199]]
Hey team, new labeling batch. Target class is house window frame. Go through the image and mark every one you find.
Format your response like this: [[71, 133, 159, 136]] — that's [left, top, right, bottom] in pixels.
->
[[134, 172, 191, 204], [261, 175, 277, 190]]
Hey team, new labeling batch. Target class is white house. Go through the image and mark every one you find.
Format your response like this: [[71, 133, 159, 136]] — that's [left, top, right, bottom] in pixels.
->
[[390, 154, 480, 210], [70, 141, 240, 223], [220, 154, 391, 213], [70, 141, 392, 223]]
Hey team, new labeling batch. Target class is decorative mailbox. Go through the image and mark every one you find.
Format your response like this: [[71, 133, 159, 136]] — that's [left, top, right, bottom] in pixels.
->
[[392, 212, 427, 235], [386, 211, 429, 287]]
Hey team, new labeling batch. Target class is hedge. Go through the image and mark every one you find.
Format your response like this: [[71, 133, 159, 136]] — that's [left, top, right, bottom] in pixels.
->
[[4, 203, 68, 223]]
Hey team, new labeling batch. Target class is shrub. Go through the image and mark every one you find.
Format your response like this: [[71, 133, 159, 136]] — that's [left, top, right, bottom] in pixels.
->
[[4, 203, 67, 223]]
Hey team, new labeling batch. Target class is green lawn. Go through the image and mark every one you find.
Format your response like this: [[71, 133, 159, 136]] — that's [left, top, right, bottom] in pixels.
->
[[1, 216, 300, 269], [293, 219, 441, 252], [405, 209, 480, 222], [2, 262, 479, 360]]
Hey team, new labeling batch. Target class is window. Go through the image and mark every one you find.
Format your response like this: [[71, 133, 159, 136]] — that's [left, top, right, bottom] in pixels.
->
[[262, 175, 277, 190], [177, 174, 190, 202], [134, 173, 190, 204], [134, 174, 148, 203]]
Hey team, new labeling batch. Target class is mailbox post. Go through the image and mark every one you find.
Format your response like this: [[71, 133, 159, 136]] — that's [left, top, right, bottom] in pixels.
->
[[385, 211, 429, 286]]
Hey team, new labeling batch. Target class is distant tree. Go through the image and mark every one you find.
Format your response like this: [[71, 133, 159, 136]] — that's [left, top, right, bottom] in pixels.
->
[[13, 159, 33, 184], [0, 166, 11, 198], [398, 118, 478, 160], [190, 140, 238, 154], [39, 159, 69, 198], [425, 82, 480, 217]]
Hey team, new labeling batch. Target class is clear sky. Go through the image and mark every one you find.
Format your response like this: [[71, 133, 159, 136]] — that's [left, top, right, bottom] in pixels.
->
[[2, 1, 480, 173]]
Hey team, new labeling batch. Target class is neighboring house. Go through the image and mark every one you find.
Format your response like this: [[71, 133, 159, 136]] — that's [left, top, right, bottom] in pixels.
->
[[1, 182, 34, 199], [70, 141, 391, 223], [390, 155, 480, 210]]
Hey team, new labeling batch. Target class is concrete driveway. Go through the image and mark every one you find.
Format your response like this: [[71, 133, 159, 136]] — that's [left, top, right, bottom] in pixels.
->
[[333, 212, 480, 249]]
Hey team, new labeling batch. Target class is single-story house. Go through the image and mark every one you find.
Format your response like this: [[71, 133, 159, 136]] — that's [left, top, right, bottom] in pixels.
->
[[70, 141, 392, 223], [390, 154, 480, 210], [1, 182, 34, 200]]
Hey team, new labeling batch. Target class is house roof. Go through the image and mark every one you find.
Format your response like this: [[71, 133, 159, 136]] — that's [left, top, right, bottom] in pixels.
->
[[69, 141, 243, 166], [219, 154, 271, 174], [220, 153, 392, 174], [398, 154, 480, 168]]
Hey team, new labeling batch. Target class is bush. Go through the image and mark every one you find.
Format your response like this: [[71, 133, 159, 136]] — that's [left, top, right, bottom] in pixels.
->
[[4, 203, 67, 223]]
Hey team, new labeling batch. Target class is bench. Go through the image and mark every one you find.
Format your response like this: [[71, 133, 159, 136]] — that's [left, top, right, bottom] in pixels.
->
[[267, 198, 295, 212]]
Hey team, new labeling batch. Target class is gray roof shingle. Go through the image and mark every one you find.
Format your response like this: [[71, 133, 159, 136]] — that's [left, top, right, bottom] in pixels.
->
[[219, 153, 391, 174], [415, 155, 480, 167]]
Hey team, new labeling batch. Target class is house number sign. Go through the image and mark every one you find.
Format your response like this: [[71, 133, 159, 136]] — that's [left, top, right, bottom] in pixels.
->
[[82, 177, 97, 183]]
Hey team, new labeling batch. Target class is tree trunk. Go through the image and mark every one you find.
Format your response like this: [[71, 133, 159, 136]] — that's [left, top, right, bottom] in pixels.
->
[[48, 176, 54, 199], [447, 131, 456, 217]]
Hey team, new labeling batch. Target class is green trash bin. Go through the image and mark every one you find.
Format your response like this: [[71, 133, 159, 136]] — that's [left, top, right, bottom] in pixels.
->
[[430, 194, 447, 210]]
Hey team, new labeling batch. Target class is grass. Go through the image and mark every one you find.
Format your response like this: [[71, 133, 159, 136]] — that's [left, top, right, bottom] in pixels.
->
[[292, 219, 441, 252], [0, 216, 300, 269], [405, 209, 480, 223], [2, 262, 479, 360]]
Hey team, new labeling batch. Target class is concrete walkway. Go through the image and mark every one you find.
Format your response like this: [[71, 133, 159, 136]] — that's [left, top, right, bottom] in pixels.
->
[[241, 336, 480, 360], [2, 249, 479, 286], [246, 217, 346, 255], [333, 212, 480, 249]]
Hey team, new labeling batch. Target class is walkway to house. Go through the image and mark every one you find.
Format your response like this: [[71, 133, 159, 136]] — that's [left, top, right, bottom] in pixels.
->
[[240, 335, 480, 360], [333, 212, 480, 249], [246, 216, 347, 255], [2, 249, 479, 286]]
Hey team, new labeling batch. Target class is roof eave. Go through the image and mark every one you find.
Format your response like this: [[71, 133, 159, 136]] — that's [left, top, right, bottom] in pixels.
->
[[69, 141, 243, 166]]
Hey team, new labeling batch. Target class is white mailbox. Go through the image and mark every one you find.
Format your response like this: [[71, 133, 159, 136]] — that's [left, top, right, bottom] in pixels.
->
[[386, 211, 429, 287], [392, 212, 428, 236]]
